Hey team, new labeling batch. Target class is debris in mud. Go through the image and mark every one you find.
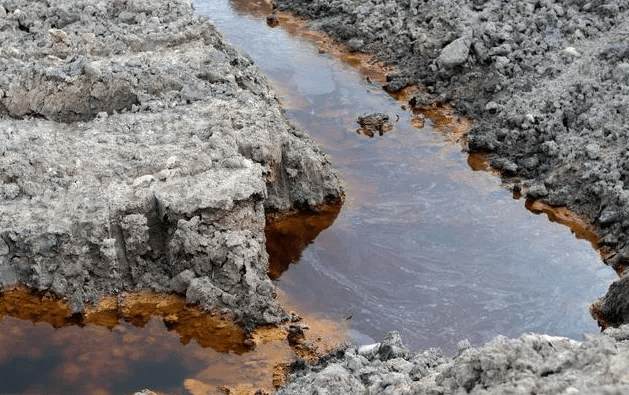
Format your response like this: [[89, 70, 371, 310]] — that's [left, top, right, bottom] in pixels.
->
[[356, 112, 393, 137], [267, 13, 279, 27]]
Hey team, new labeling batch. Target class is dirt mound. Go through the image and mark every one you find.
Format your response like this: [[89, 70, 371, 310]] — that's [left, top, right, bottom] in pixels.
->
[[0, 0, 343, 329], [278, 327, 629, 394]]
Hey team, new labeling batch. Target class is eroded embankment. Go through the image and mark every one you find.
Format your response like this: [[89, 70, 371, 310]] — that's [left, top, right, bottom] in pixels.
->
[[0, 0, 343, 330], [269, 0, 629, 328]]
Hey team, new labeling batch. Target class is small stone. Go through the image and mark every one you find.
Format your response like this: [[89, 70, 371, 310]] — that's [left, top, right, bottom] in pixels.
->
[[358, 343, 380, 358], [585, 143, 600, 159], [166, 156, 181, 169], [133, 175, 155, 188], [49, 28, 71, 45], [348, 38, 364, 52], [485, 101, 499, 111], [437, 36, 471, 68], [84, 62, 101, 79], [563, 47, 581, 57], [599, 211, 620, 226]]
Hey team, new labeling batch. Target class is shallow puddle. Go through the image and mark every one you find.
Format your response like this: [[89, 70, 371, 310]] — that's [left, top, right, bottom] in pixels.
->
[[193, 0, 617, 354], [0, 288, 345, 394]]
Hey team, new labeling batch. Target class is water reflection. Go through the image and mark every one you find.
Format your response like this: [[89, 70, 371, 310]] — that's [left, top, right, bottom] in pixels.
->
[[266, 202, 342, 280], [0, 288, 344, 395], [195, 0, 618, 354]]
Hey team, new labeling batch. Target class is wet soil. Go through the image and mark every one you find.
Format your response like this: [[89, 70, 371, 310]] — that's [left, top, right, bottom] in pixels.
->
[[196, 0, 617, 354]]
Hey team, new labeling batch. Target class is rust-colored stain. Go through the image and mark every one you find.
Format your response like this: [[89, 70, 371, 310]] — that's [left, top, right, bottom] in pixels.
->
[[525, 200, 602, 252], [466, 152, 491, 172], [416, 105, 473, 144], [266, 200, 343, 280], [0, 286, 347, 395], [0, 287, 73, 328], [230, 0, 394, 84], [410, 114, 425, 129]]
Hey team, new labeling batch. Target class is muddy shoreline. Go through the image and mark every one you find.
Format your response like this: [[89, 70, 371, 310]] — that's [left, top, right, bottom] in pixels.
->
[[3, 0, 629, 393], [222, 0, 629, 393]]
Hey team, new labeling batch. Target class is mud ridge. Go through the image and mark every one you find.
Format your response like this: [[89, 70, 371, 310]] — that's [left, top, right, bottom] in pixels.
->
[[0, 0, 343, 330]]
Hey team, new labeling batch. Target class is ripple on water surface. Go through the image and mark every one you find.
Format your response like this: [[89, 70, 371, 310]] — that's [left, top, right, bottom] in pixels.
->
[[194, 0, 617, 354]]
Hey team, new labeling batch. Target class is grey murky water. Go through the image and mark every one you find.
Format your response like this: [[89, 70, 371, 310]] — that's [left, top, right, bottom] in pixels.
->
[[194, 0, 617, 354]]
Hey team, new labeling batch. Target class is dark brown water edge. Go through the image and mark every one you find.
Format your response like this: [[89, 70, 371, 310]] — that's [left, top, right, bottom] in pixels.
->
[[198, 0, 617, 354], [0, 286, 346, 394]]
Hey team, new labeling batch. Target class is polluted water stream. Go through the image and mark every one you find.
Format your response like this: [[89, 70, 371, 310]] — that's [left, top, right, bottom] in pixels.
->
[[0, 1, 618, 394], [193, 0, 617, 353]]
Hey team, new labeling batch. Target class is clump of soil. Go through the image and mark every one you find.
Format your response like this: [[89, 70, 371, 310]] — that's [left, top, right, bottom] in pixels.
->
[[356, 112, 393, 137]]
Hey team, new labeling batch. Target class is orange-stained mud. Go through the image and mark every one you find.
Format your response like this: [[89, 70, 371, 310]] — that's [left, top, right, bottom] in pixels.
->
[[525, 200, 609, 258], [467, 152, 492, 172], [0, 287, 347, 395], [230, 0, 395, 84], [416, 105, 473, 144], [266, 201, 343, 280]]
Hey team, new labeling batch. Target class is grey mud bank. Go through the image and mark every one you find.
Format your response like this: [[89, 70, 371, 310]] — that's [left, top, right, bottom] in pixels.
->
[[0, 0, 343, 329]]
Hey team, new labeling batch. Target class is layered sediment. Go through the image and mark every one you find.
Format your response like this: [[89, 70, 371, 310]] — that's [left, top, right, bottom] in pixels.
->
[[0, 0, 343, 329]]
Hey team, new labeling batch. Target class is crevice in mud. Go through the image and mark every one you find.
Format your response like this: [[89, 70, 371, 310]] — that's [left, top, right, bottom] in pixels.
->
[[146, 195, 169, 261]]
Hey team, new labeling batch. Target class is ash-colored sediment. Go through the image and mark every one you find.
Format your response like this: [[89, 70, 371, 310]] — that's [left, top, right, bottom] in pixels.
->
[[0, 0, 342, 328], [279, 328, 629, 394]]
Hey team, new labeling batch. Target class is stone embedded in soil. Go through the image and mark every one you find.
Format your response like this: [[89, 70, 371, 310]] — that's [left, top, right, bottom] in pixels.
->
[[437, 36, 471, 68], [0, 0, 343, 329]]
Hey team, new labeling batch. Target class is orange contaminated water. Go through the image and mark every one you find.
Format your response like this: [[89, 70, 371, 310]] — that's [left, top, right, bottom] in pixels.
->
[[0, 287, 346, 394]]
